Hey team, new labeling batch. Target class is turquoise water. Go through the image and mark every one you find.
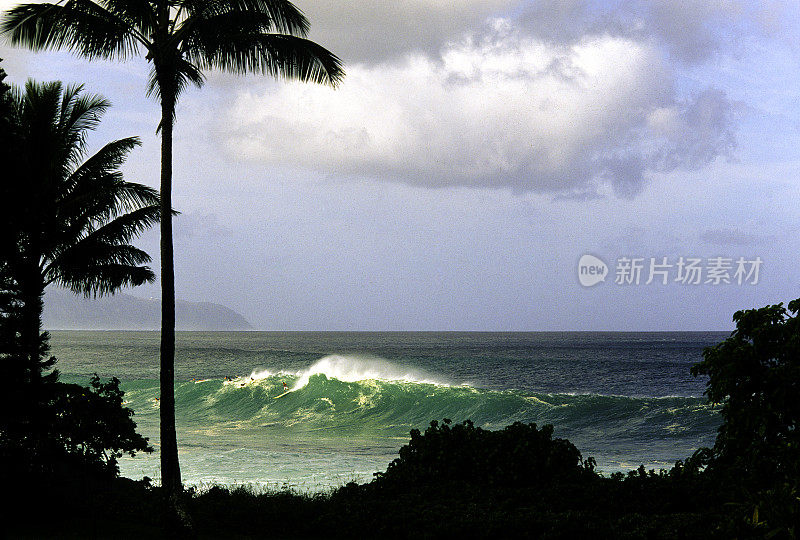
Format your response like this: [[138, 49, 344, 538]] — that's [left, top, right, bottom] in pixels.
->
[[50, 331, 724, 491]]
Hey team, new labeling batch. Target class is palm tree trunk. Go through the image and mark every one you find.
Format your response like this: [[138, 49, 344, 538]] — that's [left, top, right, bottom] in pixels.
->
[[158, 84, 194, 534], [158, 94, 181, 498]]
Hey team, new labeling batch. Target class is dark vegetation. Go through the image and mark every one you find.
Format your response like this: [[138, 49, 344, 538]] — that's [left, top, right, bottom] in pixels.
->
[[0, 60, 155, 530], [4, 296, 800, 537], [1, 56, 798, 538], [2, 0, 344, 524]]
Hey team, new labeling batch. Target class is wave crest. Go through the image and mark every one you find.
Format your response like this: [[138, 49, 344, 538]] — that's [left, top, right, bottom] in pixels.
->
[[290, 354, 450, 390]]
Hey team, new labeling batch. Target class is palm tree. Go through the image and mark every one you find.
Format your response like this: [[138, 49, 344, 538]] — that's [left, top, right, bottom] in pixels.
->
[[2, 0, 344, 512], [0, 80, 160, 446], [1, 80, 160, 377]]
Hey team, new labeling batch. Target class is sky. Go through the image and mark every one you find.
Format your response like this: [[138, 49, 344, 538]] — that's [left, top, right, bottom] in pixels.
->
[[2, 0, 800, 330]]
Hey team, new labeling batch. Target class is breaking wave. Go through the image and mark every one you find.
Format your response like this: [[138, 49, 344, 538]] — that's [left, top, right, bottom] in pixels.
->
[[118, 355, 720, 448]]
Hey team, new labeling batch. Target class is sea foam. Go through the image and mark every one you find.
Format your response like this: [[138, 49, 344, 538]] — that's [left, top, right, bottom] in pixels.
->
[[289, 354, 450, 390]]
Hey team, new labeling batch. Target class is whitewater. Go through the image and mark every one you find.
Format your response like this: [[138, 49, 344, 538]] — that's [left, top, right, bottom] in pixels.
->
[[50, 331, 724, 491]]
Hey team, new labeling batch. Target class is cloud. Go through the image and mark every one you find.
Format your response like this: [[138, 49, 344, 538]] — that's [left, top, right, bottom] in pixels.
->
[[514, 0, 780, 65], [640, 0, 744, 64], [222, 23, 738, 196], [2, 0, 512, 67], [292, 0, 783, 66], [647, 88, 739, 171], [0, 0, 748, 197], [294, 0, 519, 64]]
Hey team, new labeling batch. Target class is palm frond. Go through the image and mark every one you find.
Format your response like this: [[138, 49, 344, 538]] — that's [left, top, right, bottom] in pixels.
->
[[47, 241, 152, 282], [59, 84, 110, 170], [146, 57, 205, 105], [56, 174, 160, 246], [1, 1, 144, 60], [59, 171, 126, 225], [176, 0, 309, 37], [22, 79, 61, 124], [6, 80, 159, 298], [61, 86, 109, 139], [187, 33, 343, 86], [45, 192, 162, 289], [65, 136, 143, 196], [18, 80, 73, 205], [14, 80, 114, 188], [99, 0, 156, 40], [81, 204, 161, 246], [56, 263, 155, 297]]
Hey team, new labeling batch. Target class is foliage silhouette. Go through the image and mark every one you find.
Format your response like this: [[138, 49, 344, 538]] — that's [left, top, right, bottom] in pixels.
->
[[0, 80, 159, 384], [2, 374, 152, 480], [0, 58, 27, 447], [690, 298, 800, 536], [0, 57, 10, 137], [0, 286, 795, 537], [373, 419, 595, 491], [1, 3, 345, 520], [47, 375, 153, 475], [0, 77, 157, 502]]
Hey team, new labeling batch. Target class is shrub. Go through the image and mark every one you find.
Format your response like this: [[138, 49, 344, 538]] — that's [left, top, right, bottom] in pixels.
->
[[691, 298, 800, 535], [0, 374, 152, 482], [373, 419, 595, 491]]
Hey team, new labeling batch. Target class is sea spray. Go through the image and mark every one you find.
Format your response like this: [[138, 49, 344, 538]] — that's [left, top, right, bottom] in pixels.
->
[[243, 354, 451, 391]]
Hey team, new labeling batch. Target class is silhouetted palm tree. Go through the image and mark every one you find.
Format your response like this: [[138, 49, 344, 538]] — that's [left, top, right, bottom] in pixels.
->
[[2, 0, 344, 515], [1, 80, 160, 382], [0, 80, 159, 450]]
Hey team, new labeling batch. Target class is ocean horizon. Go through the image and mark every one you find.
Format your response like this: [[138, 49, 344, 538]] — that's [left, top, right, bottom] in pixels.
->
[[50, 330, 726, 492]]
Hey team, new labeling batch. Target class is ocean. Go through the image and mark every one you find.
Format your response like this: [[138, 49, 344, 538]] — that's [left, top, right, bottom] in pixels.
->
[[50, 331, 725, 492]]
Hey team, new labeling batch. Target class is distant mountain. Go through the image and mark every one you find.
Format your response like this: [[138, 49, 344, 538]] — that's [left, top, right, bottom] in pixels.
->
[[43, 289, 253, 330]]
